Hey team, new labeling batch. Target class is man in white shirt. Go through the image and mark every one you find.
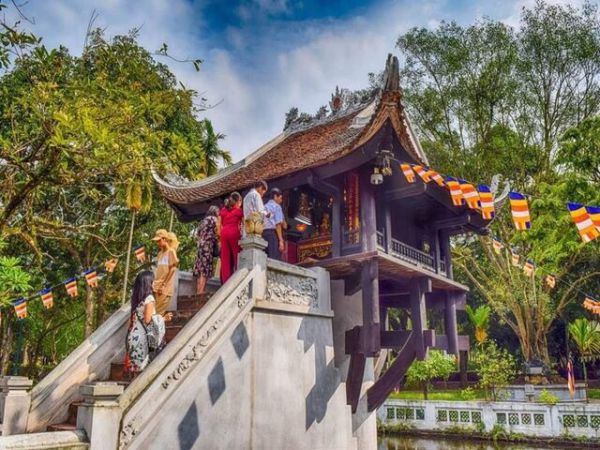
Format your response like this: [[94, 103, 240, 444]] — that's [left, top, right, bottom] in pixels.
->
[[243, 180, 270, 234]]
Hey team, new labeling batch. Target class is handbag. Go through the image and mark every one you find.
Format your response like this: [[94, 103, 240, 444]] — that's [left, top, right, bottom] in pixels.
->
[[144, 313, 166, 351]]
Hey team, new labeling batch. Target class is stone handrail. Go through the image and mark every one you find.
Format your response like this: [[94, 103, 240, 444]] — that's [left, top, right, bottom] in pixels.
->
[[27, 303, 130, 432], [117, 266, 256, 449]]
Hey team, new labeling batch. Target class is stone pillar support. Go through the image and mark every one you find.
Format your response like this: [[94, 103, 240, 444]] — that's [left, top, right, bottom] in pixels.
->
[[409, 277, 432, 360], [0, 376, 33, 435], [445, 291, 460, 357], [76, 382, 123, 450], [238, 235, 268, 300]]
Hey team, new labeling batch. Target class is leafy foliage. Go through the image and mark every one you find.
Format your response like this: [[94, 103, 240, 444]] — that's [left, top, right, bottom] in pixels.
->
[[471, 341, 517, 400], [569, 318, 600, 384], [405, 350, 456, 400], [465, 305, 491, 345]]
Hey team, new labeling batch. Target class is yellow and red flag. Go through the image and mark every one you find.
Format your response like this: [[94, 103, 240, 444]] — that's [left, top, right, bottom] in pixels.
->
[[413, 165, 431, 183], [509, 192, 531, 230], [134, 245, 146, 263], [477, 184, 495, 220], [511, 250, 520, 267], [492, 237, 504, 254], [523, 259, 535, 277], [567, 203, 599, 243], [84, 269, 98, 288], [64, 278, 78, 298], [104, 258, 118, 273], [567, 357, 576, 398], [445, 177, 464, 207], [13, 298, 27, 319], [587, 206, 600, 232], [400, 164, 415, 183], [40, 288, 54, 309], [459, 179, 480, 209], [545, 274, 556, 289]]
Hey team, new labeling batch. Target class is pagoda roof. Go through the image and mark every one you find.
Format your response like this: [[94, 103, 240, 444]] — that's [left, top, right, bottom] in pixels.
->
[[154, 54, 428, 219]]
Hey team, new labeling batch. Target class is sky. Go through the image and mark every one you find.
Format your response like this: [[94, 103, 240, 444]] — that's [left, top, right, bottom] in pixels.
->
[[7, 0, 585, 161]]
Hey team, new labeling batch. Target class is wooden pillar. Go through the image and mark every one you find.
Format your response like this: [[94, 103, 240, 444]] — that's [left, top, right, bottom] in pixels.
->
[[433, 230, 441, 273], [409, 277, 431, 360], [331, 193, 341, 258], [361, 259, 380, 356], [439, 230, 453, 278], [445, 292, 460, 357], [384, 200, 392, 253], [360, 171, 377, 253]]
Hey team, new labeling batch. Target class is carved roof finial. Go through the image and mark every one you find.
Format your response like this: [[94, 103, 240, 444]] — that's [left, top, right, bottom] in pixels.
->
[[382, 53, 400, 92]]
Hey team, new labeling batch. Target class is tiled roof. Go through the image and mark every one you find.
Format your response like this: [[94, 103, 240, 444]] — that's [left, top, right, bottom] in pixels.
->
[[154, 54, 429, 212]]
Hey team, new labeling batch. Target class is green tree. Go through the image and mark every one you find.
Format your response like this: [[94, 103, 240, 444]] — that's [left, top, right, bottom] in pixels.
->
[[569, 318, 600, 386], [200, 119, 232, 177], [471, 341, 517, 401], [465, 305, 491, 345], [405, 350, 456, 400], [397, 0, 600, 365]]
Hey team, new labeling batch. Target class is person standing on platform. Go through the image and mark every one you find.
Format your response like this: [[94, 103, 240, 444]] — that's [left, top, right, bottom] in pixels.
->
[[242, 180, 270, 227], [219, 192, 243, 283], [193, 205, 219, 294], [263, 188, 285, 260], [151, 229, 179, 316]]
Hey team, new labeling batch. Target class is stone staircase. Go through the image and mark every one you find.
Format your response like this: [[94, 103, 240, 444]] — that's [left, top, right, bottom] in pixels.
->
[[46, 292, 213, 433]]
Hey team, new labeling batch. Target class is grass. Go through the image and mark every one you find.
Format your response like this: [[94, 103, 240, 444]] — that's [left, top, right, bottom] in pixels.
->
[[588, 388, 600, 400], [388, 389, 485, 401]]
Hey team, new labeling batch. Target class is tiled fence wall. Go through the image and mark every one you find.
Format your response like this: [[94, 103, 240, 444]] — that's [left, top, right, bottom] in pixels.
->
[[378, 399, 600, 438]]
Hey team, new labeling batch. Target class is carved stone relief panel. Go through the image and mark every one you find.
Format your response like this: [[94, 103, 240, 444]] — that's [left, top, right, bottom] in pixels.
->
[[265, 270, 318, 309]]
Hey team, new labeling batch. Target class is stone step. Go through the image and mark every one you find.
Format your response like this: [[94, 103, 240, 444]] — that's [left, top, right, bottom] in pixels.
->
[[47, 422, 77, 432], [166, 325, 184, 342], [109, 362, 133, 382], [176, 296, 210, 312], [67, 401, 83, 425]]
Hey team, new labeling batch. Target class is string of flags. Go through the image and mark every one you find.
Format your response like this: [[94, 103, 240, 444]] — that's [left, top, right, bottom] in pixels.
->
[[397, 161, 599, 313], [4, 243, 150, 320], [398, 162, 599, 242]]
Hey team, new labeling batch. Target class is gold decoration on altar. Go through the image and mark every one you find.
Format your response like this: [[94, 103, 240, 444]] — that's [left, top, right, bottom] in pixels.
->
[[298, 236, 332, 262]]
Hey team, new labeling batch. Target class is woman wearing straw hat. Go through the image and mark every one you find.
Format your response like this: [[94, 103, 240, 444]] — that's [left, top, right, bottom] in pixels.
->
[[151, 229, 179, 315]]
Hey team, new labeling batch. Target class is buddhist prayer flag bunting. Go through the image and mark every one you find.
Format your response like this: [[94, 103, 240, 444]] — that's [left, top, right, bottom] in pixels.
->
[[84, 269, 98, 288], [13, 298, 27, 319], [400, 164, 415, 183], [567, 356, 576, 398], [429, 170, 445, 187], [584, 297, 600, 315], [477, 185, 495, 220], [134, 245, 146, 263], [492, 237, 504, 254], [413, 165, 431, 183], [509, 192, 531, 230], [104, 258, 118, 273], [586, 205, 600, 232], [459, 179, 480, 209], [445, 177, 465, 206], [64, 278, 78, 297], [545, 274, 556, 289], [511, 250, 520, 267], [523, 259, 535, 277], [40, 288, 54, 309], [567, 203, 599, 243]]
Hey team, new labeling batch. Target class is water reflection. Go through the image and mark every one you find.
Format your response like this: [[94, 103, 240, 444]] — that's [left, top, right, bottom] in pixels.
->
[[379, 436, 561, 450]]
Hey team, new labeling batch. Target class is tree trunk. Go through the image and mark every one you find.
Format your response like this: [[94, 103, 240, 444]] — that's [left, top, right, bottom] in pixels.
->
[[423, 383, 428, 400], [0, 319, 14, 375], [583, 361, 588, 387], [122, 210, 136, 304], [84, 285, 95, 337]]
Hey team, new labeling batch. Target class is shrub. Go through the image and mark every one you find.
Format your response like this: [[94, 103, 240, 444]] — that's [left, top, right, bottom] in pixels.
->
[[405, 350, 456, 400], [471, 341, 517, 401], [538, 389, 559, 405]]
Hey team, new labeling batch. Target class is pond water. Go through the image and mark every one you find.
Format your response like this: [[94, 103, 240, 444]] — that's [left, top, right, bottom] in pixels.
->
[[379, 436, 563, 450]]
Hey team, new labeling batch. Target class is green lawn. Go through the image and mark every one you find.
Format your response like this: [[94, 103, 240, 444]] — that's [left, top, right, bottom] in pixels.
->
[[588, 389, 600, 400], [388, 389, 484, 401]]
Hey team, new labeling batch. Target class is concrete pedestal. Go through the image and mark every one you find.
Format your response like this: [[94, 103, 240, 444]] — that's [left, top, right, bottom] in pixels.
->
[[76, 382, 123, 450], [0, 376, 33, 435]]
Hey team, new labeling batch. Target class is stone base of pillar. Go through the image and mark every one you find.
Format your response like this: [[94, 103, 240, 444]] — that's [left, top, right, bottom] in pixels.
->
[[0, 376, 33, 435], [76, 382, 123, 450]]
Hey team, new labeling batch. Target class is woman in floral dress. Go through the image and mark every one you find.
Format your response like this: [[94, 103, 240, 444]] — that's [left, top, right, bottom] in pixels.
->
[[194, 205, 220, 294], [126, 270, 157, 374]]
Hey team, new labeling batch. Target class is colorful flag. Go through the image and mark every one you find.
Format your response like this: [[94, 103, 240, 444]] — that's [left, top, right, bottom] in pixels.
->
[[477, 184, 495, 220], [492, 237, 504, 254], [545, 274, 556, 289], [445, 176, 465, 206], [587, 205, 600, 232], [567, 356, 576, 398], [413, 165, 431, 183], [134, 245, 146, 263], [400, 164, 416, 183], [104, 258, 118, 273], [511, 250, 520, 267], [567, 203, 599, 243], [523, 259, 535, 277], [459, 179, 480, 209], [64, 278, 78, 297], [509, 192, 531, 230], [13, 298, 27, 319], [84, 269, 98, 288], [584, 296, 600, 315], [39, 288, 54, 309], [428, 170, 445, 187]]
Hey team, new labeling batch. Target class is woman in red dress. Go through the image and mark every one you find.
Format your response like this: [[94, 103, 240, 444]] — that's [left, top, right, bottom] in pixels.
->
[[219, 192, 243, 283]]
